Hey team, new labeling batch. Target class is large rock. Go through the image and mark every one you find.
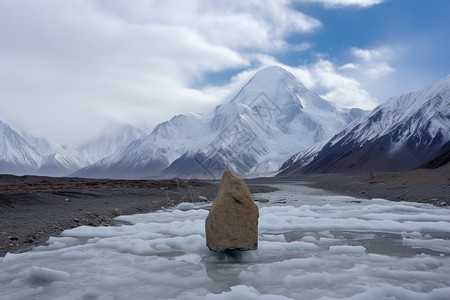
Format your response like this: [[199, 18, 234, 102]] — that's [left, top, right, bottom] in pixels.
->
[[205, 171, 259, 252]]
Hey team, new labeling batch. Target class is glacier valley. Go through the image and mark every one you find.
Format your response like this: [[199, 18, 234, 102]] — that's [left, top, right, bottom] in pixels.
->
[[1, 182, 449, 299]]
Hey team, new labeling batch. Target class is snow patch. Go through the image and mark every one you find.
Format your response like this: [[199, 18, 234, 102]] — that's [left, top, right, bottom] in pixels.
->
[[176, 202, 195, 211]]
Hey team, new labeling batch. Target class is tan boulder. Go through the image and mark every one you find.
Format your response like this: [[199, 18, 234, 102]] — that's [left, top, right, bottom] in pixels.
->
[[205, 170, 259, 252]]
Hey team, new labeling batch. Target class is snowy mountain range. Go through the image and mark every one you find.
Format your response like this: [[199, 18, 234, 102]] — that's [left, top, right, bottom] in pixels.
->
[[2, 67, 447, 179], [73, 66, 365, 179], [0, 121, 148, 177], [279, 74, 450, 175]]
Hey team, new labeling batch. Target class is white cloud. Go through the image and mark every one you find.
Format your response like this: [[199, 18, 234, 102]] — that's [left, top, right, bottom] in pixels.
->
[[293, 60, 378, 109], [301, 0, 386, 8], [94, 0, 321, 52], [0, 0, 321, 144], [352, 47, 386, 61], [347, 47, 396, 80], [283, 42, 312, 52], [340, 63, 358, 70]]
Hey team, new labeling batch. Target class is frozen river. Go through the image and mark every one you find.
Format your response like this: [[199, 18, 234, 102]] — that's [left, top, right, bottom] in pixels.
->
[[1, 182, 449, 299]]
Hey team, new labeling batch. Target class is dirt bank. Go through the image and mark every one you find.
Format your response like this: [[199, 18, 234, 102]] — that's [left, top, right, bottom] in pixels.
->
[[308, 164, 449, 206]]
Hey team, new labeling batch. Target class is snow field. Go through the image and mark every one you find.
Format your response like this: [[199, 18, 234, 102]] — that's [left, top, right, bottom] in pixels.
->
[[0, 184, 449, 299]]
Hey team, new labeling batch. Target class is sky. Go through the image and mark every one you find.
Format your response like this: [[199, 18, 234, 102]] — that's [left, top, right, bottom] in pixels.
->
[[0, 0, 449, 146]]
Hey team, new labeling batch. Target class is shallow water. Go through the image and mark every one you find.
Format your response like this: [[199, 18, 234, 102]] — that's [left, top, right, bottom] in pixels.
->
[[1, 183, 449, 299]]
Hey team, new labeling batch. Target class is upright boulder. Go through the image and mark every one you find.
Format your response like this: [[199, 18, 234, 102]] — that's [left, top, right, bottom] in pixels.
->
[[205, 171, 259, 251]]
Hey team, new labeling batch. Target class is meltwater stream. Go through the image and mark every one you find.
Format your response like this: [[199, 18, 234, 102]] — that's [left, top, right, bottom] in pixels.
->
[[1, 183, 449, 299]]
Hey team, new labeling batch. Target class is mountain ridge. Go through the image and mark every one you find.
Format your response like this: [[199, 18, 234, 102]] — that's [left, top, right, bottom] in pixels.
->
[[278, 74, 450, 175], [5, 67, 444, 179]]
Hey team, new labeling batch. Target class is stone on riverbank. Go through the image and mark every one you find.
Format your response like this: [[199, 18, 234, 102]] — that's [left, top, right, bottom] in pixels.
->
[[205, 171, 259, 252]]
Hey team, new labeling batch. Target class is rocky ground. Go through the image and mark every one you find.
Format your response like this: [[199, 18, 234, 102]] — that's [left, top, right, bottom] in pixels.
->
[[1, 164, 448, 257], [247, 163, 449, 207], [0, 175, 274, 257], [308, 163, 449, 206]]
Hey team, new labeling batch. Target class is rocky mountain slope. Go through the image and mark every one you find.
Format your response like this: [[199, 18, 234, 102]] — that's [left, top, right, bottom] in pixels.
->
[[279, 75, 450, 175]]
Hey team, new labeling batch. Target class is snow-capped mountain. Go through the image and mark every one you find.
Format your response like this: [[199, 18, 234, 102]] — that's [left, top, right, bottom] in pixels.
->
[[77, 123, 149, 164], [36, 153, 87, 177], [74, 66, 365, 179], [0, 119, 147, 177], [0, 120, 42, 175], [279, 74, 450, 175], [0, 120, 88, 176]]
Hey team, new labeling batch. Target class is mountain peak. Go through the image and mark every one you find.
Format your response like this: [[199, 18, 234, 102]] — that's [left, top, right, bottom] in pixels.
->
[[229, 66, 341, 122], [244, 65, 307, 92], [421, 73, 450, 99], [253, 66, 293, 78], [229, 66, 310, 111]]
